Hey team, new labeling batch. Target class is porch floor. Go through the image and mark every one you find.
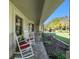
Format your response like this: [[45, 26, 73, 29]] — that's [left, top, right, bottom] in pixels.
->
[[13, 42, 49, 59]]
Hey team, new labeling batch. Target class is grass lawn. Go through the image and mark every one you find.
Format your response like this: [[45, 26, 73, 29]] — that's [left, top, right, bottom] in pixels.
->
[[46, 32, 70, 44], [55, 32, 69, 39], [55, 34, 70, 44]]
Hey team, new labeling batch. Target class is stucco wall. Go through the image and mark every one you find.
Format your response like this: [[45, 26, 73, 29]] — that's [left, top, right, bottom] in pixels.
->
[[9, 1, 34, 58]]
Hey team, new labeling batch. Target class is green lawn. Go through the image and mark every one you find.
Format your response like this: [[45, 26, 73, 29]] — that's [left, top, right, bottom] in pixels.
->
[[55, 34, 70, 44], [46, 32, 70, 44], [55, 32, 69, 39]]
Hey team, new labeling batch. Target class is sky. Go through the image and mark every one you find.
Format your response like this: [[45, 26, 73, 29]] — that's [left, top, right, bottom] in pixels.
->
[[44, 0, 70, 25]]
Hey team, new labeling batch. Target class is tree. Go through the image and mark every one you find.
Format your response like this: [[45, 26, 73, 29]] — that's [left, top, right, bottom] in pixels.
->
[[44, 17, 69, 32]]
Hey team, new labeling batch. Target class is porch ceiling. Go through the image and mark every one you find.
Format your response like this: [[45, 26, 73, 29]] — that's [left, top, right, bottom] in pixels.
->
[[10, 0, 64, 24]]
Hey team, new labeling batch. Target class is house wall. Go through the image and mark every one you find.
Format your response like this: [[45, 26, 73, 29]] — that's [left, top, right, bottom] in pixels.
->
[[9, 1, 34, 58]]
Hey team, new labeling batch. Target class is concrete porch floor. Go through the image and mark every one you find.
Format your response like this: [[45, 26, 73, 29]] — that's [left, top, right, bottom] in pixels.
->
[[11, 42, 49, 59]]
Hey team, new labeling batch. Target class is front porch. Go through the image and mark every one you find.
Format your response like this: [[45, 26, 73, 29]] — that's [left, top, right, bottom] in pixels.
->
[[10, 32, 69, 59], [9, 0, 70, 59]]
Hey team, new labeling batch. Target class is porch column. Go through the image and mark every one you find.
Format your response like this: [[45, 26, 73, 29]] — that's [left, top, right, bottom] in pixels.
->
[[35, 24, 39, 32], [34, 24, 41, 42]]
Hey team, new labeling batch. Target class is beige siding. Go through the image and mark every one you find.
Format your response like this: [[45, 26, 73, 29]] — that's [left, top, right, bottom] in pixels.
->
[[9, 1, 34, 58]]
